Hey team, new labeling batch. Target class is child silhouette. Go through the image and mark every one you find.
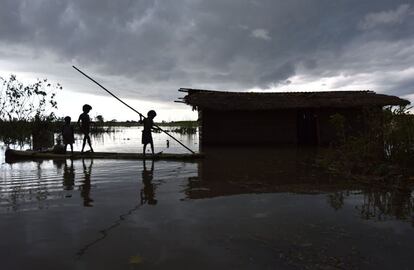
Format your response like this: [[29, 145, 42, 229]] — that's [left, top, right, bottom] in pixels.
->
[[62, 116, 74, 154], [139, 110, 157, 156], [77, 104, 94, 153]]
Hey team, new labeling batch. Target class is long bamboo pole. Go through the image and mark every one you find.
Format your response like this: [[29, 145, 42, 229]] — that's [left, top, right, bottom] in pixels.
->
[[72, 66, 195, 154]]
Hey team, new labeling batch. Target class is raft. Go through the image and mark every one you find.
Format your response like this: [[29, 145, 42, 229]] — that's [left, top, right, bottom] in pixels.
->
[[5, 149, 203, 162]]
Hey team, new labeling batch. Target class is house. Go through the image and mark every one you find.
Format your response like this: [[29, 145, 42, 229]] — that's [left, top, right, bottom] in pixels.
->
[[178, 88, 409, 146]]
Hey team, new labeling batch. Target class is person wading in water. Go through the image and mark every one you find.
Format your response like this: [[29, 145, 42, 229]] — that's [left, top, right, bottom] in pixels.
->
[[139, 110, 157, 157], [77, 104, 94, 153]]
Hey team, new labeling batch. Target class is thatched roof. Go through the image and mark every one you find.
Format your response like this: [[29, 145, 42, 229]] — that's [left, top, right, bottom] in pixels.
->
[[178, 88, 410, 111]]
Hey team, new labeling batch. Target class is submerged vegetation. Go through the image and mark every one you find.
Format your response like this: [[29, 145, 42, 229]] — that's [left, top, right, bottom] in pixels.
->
[[318, 106, 414, 183], [0, 119, 196, 147], [0, 120, 116, 147]]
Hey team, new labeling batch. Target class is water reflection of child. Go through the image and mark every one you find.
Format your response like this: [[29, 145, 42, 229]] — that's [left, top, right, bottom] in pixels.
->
[[140, 159, 157, 205], [139, 110, 157, 156], [62, 116, 75, 154], [63, 159, 75, 192], [77, 104, 94, 153], [81, 159, 94, 207]]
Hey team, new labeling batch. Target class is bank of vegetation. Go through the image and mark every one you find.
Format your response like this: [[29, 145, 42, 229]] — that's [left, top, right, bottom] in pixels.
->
[[317, 106, 414, 184]]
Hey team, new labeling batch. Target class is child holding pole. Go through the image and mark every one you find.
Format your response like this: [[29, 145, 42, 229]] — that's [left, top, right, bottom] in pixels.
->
[[139, 110, 157, 157]]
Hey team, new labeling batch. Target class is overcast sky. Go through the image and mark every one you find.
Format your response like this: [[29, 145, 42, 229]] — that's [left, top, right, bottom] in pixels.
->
[[1, 0, 414, 121]]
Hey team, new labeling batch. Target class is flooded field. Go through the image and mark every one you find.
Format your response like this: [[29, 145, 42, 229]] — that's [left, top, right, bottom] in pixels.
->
[[1, 127, 414, 269]]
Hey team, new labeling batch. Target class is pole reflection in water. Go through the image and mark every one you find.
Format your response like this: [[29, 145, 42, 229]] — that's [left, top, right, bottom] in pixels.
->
[[80, 159, 94, 207], [76, 160, 160, 258], [140, 159, 157, 205]]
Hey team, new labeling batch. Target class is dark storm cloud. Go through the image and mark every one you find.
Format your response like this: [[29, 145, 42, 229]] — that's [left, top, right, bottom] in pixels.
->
[[1, 0, 414, 101]]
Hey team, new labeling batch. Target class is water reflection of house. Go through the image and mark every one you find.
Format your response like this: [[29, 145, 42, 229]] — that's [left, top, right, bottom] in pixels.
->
[[185, 147, 358, 199], [178, 89, 409, 146], [185, 148, 414, 223]]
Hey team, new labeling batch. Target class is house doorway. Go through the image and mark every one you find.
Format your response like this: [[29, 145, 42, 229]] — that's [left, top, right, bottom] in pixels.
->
[[297, 109, 319, 145]]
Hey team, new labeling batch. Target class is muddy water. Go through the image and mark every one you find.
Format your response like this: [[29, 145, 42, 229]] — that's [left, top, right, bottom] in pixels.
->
[[1, 127, 414, 269]]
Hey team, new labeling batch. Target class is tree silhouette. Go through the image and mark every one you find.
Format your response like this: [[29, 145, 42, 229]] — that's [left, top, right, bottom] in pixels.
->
[[0, 74, 61, 121], [95, 115, 104, 123]]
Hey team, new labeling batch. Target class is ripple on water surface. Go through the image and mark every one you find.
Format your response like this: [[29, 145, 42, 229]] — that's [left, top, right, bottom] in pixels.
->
[[0, 158, 197, 213], [2, 131, 414, 269]]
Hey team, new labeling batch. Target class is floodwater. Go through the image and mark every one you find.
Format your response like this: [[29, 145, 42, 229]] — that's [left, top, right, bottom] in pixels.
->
[[1, 127, 414, 269]]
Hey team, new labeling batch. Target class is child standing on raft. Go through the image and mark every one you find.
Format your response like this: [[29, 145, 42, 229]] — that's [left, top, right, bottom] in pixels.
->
[[62, 116, 75, 154], [139, 110, 157, 156], [77, 104, 94, 153]]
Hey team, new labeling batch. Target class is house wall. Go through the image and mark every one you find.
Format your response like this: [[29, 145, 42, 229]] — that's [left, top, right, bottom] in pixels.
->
[[200, 109, 297, 146], [199, 107, 382, 146]]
